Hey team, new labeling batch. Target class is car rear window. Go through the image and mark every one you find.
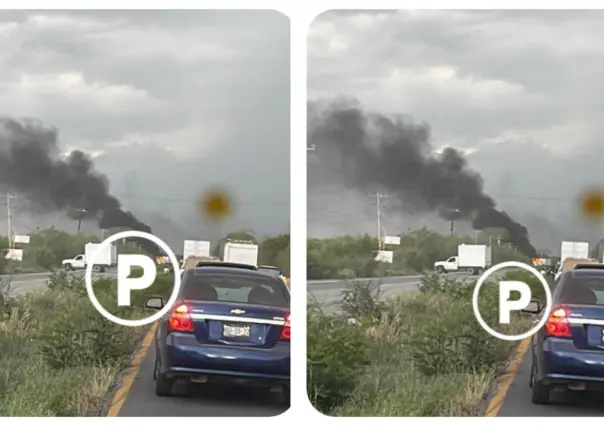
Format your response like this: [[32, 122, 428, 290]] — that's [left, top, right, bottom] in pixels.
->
[[180, 272, 288, 307], [558, 276, 604, 305]]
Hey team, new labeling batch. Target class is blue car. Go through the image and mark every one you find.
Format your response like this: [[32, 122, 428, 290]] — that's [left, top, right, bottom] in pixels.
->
[[524, 266, 604, 404], [145, 262, 290, 401]]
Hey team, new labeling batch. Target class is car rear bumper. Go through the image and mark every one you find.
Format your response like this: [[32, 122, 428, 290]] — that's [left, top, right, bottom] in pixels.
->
[[538, 338, 604, 384], [540, 373, 604, 391], [159, 333, 290, 381]]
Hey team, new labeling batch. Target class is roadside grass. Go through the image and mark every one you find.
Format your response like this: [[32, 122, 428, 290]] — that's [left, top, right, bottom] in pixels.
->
[[0, 270, 174, 416], [307, 271, 550, 416]]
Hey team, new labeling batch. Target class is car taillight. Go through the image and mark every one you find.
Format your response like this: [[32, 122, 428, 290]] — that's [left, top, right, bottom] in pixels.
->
[[280, 313, 290, 340], [168, 303, 194, 332], [544, 305, 571, 338]]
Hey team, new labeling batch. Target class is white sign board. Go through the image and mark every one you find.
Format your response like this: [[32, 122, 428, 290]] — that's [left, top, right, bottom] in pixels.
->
[[13, 235, 30, 244], [5, 249, 23, 261], [375, 250, 394, 263], [183, 240, 211, 259], [383, 236, 401, 245]]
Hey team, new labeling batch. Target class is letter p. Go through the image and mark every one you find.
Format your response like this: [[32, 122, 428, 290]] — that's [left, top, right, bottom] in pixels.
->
[[499, 281, 531, 324], [117, 254, 157, 306]]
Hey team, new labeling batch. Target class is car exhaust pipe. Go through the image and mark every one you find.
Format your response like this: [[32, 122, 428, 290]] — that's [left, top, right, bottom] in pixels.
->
[[190, 375, 208, 384]]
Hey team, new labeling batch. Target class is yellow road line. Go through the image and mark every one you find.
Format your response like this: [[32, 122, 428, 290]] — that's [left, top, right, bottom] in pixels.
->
[[485, 337, 531, 417], [106, 322, 158, 417]]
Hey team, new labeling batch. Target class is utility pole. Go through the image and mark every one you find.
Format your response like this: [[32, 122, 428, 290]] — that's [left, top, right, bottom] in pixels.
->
[[75, 208, 87, 235], [449, 208, 462, 236], [370, 193, 389, 250], [6, 193, 13, 248]]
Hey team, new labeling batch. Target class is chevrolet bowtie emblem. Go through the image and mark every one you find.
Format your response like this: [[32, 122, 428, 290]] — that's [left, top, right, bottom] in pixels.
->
[[231, 309, 245, 314]]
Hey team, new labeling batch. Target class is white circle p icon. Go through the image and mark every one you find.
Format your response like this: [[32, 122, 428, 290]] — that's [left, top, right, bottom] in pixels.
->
[[473, 261, 553, 341], [117, 254, 157, 306], [498, 281, 532, 324], [85, 230, 181, 327]]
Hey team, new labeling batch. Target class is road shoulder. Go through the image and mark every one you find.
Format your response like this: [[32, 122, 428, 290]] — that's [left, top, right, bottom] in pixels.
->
[[484, 337, 530, 416], [105, 323, 158, 416]]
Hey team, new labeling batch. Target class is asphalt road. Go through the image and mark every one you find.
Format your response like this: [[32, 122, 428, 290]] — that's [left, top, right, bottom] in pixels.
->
[[115, 333, 288, 417], [496, 346, 604, 416], [0, 270, 117, 295], [307, 272, 479, 310]]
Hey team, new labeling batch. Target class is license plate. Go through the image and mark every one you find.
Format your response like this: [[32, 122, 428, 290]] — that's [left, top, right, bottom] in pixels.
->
[[223, 324, 250, 338], [586, 325, 604, 346]]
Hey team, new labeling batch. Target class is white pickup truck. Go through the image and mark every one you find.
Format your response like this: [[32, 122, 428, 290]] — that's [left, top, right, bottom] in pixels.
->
[[62, 242, 117, 272], [434, 244, 492, 275]]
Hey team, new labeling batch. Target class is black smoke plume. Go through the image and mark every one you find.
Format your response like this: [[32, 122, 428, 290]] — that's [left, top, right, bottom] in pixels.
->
[[308, 99, 537, 258], [0, 118, 160, 255]]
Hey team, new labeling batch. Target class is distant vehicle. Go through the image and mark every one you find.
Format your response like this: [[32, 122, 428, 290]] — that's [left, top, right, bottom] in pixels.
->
[[183, 239, 211, 260], [178, 255, 220, 272], [523, 267, 604, 404], [560, 241, 589, 264], [223, 241, 259, 266], [61, 242, 117, 272], [257, 265, 283, 277], [145, 262, 290, 401], [257, 265, 289, 288], [433, 244, 492, 275], [554, 257, 599, 281]]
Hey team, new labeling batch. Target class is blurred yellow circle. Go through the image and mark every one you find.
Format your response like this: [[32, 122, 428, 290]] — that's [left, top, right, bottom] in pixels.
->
[[579, 189, 604, 219], [199, 189, 232, 221]]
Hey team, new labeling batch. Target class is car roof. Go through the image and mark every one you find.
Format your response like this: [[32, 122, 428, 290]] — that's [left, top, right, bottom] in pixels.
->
[[186, 265, 284, 283], [568, 268, 604, 278], [190, 265, 257, 274]]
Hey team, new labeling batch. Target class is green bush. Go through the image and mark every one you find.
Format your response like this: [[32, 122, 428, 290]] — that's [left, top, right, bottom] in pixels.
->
[[307, 228, 532, 280], [308, 270, 539, 416], [340, 279, 386, 320], [307, 305, 370, 413], [0, 268, 176, 416]]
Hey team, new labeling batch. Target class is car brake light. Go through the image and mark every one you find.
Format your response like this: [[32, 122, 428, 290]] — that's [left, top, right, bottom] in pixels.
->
[[280, 313, 290, 340], [168, 303, 194, 332], [544, 305, 571, 338]]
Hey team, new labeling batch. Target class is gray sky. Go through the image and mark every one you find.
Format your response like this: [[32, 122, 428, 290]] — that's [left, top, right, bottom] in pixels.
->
[[0, 10, 290, 248], [308, 10, 604, 252]]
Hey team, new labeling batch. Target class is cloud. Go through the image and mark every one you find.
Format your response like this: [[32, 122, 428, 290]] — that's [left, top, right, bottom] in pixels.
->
[[308, 10, 604, 251], [0, 10, 290, 244]]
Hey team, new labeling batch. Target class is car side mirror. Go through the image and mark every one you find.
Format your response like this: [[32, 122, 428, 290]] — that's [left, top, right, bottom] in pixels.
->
[[521, 300, 541, 314], [146, 297, 164, 310]]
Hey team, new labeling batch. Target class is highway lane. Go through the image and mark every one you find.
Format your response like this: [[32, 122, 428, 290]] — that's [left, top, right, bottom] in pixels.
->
[[495, 345, 604, 416], [307, 272, 482, 310], [1, 270, 118, 296], [115, 330, 288, 417]]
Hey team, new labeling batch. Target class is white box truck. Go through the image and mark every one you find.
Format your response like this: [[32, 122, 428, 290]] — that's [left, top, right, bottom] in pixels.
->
[[62, 242, 117, 272], [560, 241, 589, 264], [223, 242, 259, 267], [434, 244, 492, 275], [183, 239, 211, 259]]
